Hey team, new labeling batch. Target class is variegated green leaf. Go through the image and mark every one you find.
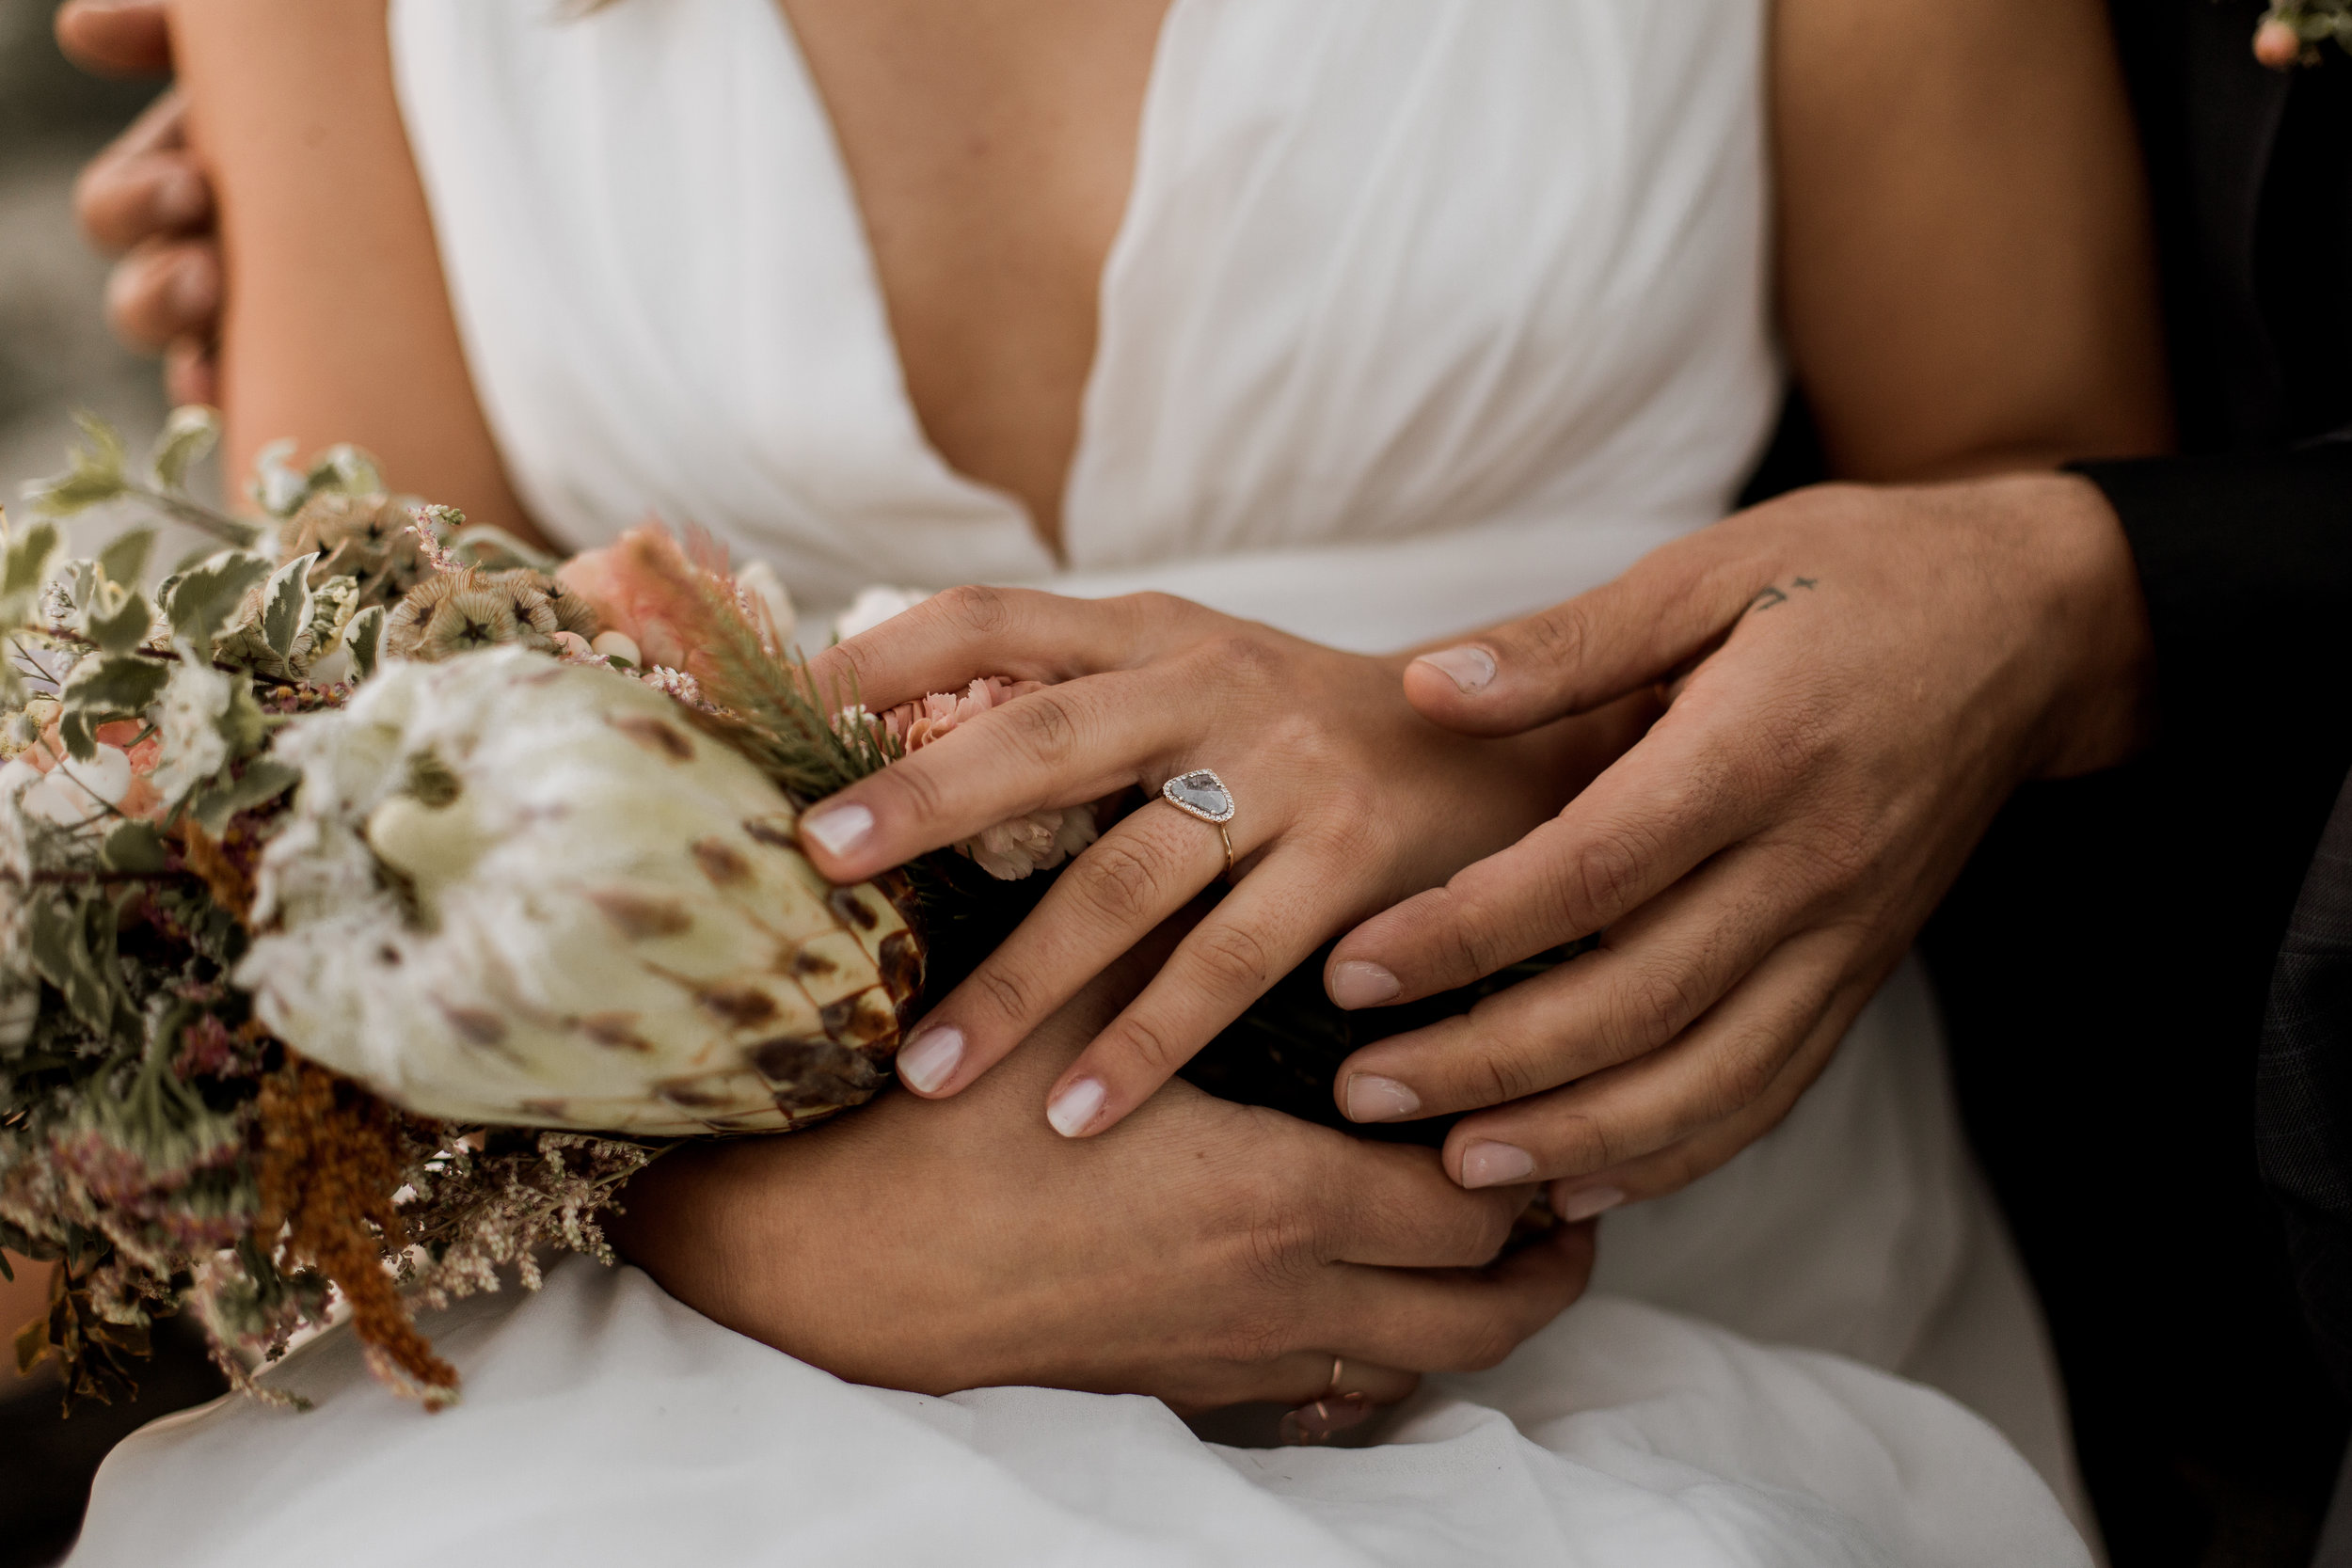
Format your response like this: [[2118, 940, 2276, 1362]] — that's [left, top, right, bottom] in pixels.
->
[[346, 604, 387, 681], [28, 896, 112, 1037], [96, 529, 156, 592], [100, 819, 168, 874], [163, 551, 270, 650], [63, 651, 169, 722], [27, 415, 131, 517], [148, 406, 220, 493], [260, 552, 318, 660], [83, 587, 153, 658], [190, 758, 299, 835], [1, 520, 59, 601]]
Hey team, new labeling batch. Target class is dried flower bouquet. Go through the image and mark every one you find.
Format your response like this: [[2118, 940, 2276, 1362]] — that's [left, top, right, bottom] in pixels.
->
[[0, 411, 1066, 1411]]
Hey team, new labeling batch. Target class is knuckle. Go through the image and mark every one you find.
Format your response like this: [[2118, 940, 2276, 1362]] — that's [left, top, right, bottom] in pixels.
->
[[1536, 1108, 1613, 1176], [1190, 922, 1277, 996], [1071, 837, 1168, 924], [1606, 965, 1709, 1056], [1518, 601, 1591, 675], [1113, 1013, 1184, 1079], [1005, 688, 1079, 768], [1476, 1037, 1549, 1107], [1697, 1028, 1789, 1121], [933, 583, 1013, 639], [966, 963, 1035, 1027], [877, 756, 949, 826], [1200, 631, 1283, 689], [1565, 819, 1659, 927]]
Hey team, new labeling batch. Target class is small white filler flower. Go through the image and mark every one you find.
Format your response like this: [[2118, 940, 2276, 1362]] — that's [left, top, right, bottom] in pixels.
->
[[238, 648, 922, 1135]]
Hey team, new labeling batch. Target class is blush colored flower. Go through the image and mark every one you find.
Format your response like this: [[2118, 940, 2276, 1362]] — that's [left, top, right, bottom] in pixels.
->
[[874, 678, 1099, 880]]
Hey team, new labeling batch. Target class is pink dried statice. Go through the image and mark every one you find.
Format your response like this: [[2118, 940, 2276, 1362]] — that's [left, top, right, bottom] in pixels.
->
[[877, 678, 1100, 879]]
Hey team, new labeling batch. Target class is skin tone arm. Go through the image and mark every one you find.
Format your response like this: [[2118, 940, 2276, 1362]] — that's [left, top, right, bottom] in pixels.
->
[[783, 0, 2169, 1164], [163, 0, 537, 543], [1322, 0, 2167, 1203]]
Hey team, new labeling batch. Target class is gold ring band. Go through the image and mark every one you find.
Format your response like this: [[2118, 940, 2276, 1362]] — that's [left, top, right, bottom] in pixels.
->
[[1327, 1354, 1346, 1401]]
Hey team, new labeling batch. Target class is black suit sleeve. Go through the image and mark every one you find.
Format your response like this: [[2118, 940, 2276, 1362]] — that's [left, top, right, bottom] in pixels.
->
[[2076, 447, 2352, 759]]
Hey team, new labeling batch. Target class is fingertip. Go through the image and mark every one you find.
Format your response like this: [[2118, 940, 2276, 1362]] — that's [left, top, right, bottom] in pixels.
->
[[1044, 1073, 1110, 1138], [56, 0, 174, 76], [163, 338, 217, 410], [894, 1022, 966, 1097]]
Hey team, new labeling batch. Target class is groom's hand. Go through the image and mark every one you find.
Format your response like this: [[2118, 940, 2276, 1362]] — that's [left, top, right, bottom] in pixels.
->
[[56, 0, 223, 406], [1324, 472, 2154, 1211]]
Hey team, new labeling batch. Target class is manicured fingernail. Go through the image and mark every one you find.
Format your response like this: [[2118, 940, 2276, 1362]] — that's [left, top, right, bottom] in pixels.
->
[[169, 253, 217, 316], [1556, 1186, 1626, 1222], [1279, 1393, 1373, 1445], [1459, 1141, 1536, 1188], [1046, 1076, 1106, 1138], [1415, 645, 1496, 694], [1343, 1072, 1421, 1123], [800, 802, 872, 858], [152, 167, 208, 227], [896, 1025, 963, 1094], [1328, 960, 1399, 1009]]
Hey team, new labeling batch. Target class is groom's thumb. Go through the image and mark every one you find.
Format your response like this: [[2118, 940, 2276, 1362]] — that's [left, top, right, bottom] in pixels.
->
[[1404, 535, 1760, 736]]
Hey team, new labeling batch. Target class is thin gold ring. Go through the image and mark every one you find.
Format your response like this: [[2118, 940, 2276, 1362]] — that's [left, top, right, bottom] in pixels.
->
[[1327, 1354, 1347, 1401]]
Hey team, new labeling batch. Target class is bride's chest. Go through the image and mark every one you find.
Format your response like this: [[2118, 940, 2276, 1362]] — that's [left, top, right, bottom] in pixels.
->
[[395, 0, 1776, 591], [773, 0, 1171, 543]]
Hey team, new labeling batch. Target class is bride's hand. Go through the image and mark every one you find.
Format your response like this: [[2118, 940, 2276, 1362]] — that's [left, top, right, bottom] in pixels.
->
[[792, 587, 1647, 1138], [608, 948, 1595, 1414]]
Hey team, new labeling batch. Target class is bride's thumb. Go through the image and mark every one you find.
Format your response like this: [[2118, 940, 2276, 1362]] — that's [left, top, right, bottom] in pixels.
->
[[1403, 543, 1755, 736]]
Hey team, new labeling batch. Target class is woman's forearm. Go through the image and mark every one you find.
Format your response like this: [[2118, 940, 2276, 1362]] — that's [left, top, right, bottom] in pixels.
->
[[168, 0, 541, 540]]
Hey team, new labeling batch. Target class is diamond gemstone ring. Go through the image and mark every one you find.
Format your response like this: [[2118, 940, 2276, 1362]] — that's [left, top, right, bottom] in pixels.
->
[[1161, 768, 1236, 877]]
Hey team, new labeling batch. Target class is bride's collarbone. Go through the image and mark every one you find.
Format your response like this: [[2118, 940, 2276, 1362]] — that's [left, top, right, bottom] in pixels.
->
[[776, 0, 1171, 545]]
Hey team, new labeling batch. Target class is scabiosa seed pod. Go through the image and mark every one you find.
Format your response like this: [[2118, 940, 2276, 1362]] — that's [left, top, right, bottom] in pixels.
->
[[237, 648, 923, 1135]]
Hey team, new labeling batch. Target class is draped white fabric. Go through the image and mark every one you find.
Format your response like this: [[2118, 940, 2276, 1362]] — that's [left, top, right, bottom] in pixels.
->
[[72, 2, 2096, 1562], [75, 1261, 2085, 1568]]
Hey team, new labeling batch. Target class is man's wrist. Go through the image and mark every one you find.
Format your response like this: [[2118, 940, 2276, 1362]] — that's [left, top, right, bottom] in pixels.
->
[[2011, 470, 2157, 780]]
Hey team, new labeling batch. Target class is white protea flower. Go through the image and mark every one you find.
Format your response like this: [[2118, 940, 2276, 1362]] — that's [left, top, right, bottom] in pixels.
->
[[237, 648, 922, 1135]]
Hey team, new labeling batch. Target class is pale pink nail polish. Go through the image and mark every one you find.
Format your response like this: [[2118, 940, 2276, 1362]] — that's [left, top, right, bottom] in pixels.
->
[[896, 1025, 963, 1094], [1328, 960, 1400, 1009], [801, 802, 873, 857], [1459, 1141, 1536, 1188], [1415, 645, 1497, 694], [1046, 1076, 1107, 1138], [1556, 1186, 1626, 1222], [1343, 1073, 1421, 1122]]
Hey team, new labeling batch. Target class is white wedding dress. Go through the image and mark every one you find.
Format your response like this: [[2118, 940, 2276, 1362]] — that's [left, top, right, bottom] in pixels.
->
[[72, 2, 2096, 1563]]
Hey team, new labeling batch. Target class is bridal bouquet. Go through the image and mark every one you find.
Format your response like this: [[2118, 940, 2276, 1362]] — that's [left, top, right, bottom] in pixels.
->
[[0, 412, 1079, 1410]]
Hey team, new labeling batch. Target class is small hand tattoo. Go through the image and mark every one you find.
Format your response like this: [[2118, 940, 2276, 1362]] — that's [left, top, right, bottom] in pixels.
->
[[1749, 577, 1820, 611]]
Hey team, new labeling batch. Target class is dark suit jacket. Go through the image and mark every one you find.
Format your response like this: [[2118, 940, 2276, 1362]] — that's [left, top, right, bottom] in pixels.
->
[[1904, 3, 2352, 1560]]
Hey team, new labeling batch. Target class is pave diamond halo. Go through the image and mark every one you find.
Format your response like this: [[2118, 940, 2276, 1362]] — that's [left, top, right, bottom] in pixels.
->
[[1161, 768, 1236, 824]]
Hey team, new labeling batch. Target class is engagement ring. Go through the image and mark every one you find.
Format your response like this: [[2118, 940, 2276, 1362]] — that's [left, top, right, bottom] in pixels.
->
[[1161, 768, 1236, 878]]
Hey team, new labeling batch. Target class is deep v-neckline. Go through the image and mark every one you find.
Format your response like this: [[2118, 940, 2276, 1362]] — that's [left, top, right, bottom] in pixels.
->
[[759, 0, 1185, 565]]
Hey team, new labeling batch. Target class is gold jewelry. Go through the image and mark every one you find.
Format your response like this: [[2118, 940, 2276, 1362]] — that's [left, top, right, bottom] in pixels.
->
[[1160, 768, 1237, 879], [1327, 1355, 1347, 1401]]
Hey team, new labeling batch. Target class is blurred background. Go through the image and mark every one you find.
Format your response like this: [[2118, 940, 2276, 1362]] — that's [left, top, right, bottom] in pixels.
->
[[0, 0, 164, 492], [0, 6, 223, 1565]]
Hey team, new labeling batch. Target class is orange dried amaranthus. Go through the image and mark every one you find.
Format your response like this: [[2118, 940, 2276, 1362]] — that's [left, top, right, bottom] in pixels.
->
[[253, 1062, 456, 1405]]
